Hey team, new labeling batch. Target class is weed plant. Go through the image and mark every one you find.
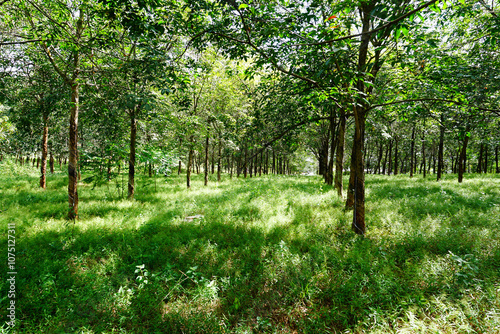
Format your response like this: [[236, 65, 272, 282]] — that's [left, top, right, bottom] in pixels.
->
[[0, 158, 499, 333]]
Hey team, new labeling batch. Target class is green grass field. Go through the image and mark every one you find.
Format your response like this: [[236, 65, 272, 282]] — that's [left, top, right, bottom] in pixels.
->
[[1, 158, 499, 333]]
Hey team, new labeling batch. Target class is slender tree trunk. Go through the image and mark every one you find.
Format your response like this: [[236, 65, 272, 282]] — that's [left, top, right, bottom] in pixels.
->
[[217, 137, 222, 182], [259, 150, 263, 177], [495, 145, 499, 173], [458, 129, 470, 183], [375, 141, 383, 174], [187, 149, 193, 188], [68, 82, 79, 219], [335, 112, 346, 196], [178, 160, 182, 175], [204, 132, 209, 186], [50, 151, 54, 174], [40, 114, 49, 189], [484, 144, 488, 173], [422, 130, 426, 178], [387, 139, 393, 175], [351, 110, 366, 235], [477, 143, 484, 173], [394, 138, 399, 176], [410, 126, 415, 177], [437, 117, 445, 181], [244, 146, 248, 178], [128, 106, 137, 199], [326, 111, 337, 185], [272, 149, 276, 174]]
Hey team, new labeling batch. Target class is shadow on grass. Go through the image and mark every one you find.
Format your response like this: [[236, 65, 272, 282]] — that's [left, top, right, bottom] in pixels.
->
[[1, 172, 499, 333]]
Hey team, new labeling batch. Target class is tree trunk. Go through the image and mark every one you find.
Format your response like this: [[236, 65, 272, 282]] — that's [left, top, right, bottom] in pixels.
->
[[387, 139, 393, 175], [128, 106, 137, 199], [477, 143, 484, 173], [410, 126, 415, 177], [187, 146, 193, 188], [351, 110, 366, 235], [375, 141, 383, 174], [68, 82, 79, 219], [495, 145, 499, 173], [458, 129, 470, 183], [40, 115, 49, 189], [50, 151, 54, 174], [326, 111, 337, 185], [334, 113, 346, 196], [244, 146, 248, 178], [217, 137, 222, 182], [394, 138, 399, 176], [204, 132, 209, 186], [484, 144, 488, 173], [421, 130, 426, 178], [178, 160, 182, 175], [437, 116, 445, 181]]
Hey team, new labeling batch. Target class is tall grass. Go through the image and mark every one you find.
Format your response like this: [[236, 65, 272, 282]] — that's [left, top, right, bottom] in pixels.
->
[[1, 158, 499, 333]]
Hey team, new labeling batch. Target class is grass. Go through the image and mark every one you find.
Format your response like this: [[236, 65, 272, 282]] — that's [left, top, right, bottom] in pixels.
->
[[0, 158, 499, 333]]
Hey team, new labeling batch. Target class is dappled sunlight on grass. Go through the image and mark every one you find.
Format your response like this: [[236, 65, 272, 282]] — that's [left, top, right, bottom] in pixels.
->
[[1, 161, 499, 333]]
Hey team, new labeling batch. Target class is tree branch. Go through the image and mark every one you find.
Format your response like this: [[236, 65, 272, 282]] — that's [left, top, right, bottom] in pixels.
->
[[292, 0, 439, 46]]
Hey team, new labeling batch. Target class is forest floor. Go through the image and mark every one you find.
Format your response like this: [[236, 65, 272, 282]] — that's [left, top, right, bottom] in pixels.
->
[[1, 158, 499, 334]]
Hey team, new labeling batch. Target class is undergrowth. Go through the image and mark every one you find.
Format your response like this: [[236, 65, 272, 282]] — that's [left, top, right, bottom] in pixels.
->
[[0, 158, 499, 333]]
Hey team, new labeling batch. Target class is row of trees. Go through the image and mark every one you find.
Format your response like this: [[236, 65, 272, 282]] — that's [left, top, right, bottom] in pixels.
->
[[1, 0, 499, 234]]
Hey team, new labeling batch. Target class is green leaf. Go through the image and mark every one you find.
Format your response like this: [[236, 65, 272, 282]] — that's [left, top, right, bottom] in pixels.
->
[[238, 4, 248, 9]]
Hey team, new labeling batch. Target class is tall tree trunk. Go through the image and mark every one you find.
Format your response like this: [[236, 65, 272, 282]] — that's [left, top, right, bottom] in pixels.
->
[[387, 139, 393, 175], [204, 132, 209, 186], [375, 141, 383, 174], [495, 145, 499, 173], [68, 82, 79, 219], [422, 130, 426, 178], [477, 143, 484, 173], [178, 160, 182, 175], [484, 144, 488, 173], [410, 126, 415, 177], [259, 150, 263, 177], [326, 111, 337, 185], [40, 114, 49, 189], [394, 138, 399, 176], [50, 151, 54, 174], [244, 146, 248, 178], [351, 110, 367, 235], [128, 106, 137, 199], [217, 137, 222, 182], [335, 112, 346, 196], [458, 129, 470, 183], [437, 116, 445, 181], [187, 139, 194, 188]]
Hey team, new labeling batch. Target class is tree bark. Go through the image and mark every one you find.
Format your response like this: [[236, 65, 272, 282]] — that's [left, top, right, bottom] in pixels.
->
[[40, 114, 49, 189], [128, 106, 138, 199], [410, 126, 415, 177], [217, 137, 222, 182], [204, 132, 209, 186], [458, 129, 470, 183], [495, 145, 499, 173], [326, 110, 337, 185], [477, 143, 484, 173], [50, 151, 54, 174], [394, 138, 399, 176], [334, 112, 346, 196], [484, 144, 488, 173], [68, 82, 79, 219], [421, 130, 426, 178], [187, 146, 193, 188], [437, 116, 444, 181]]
